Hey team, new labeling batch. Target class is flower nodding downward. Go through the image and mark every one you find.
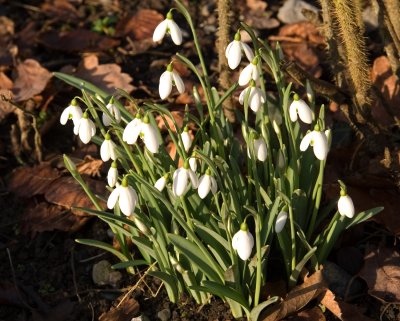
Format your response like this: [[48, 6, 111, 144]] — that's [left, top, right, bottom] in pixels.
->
[[289, 93, 312, 124], [232, 222, 254, 260], [153, 11, 183, 45], [225, 31, 254, 70], [107, 177, 138, 216], [159, 63, 185, 100]]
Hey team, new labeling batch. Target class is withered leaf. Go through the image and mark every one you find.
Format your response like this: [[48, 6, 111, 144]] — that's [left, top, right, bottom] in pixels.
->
[[261, 270, 325, 321], [7, 162, 60, 198], [39, 29, 120, 52], [12, 59, 52, 102], [20, 202, 89, 236], [44, 175, 107, 216], [61, 55, 134, 94], [288, 306, 325, 321], [156, 111, 184, 132], [0, 89, 15, 121], [41, 0, 80, 21], [359, 247, 400, 303], [76, 156, 103, 177], [246, 0, 267, 11], [116, 9, 163, 40], [99, 298, 140, 321]]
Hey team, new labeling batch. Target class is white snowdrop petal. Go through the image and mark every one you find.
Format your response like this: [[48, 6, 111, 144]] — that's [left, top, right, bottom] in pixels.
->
[[123, 119, 142, 144], [142, 123, 160, 153], [100, 140, 111, 162], [90, 120, 96, 136], [159, 71, 173, 100], [102, 113, 112, 127], [154, 176, 167, 191], [313, 131, 328, 160], [188, 169, 199, 189], [71, 106, 83, 125], [173, 168, 188, 196], [73, 123, 79, 135], [338, 195, 355, 218], [241, 42, 254, 62], [227, 41, 242, 69], [79, 119, 93, 144], [60, 107, 70, 125], [249, 88, 261, 112], [231, 232, 240, 250], [189, 157, 197, 172], [238, 87, 247, 105], [172, 71, 185, 94], [238, 64, 253, 86], [234, 230, 254, 260], [153, 20, 168, 42], [254, 138, 267, 162], [107, 187, 120, 209], [119, 186, 137, 216], [107, 167, 118, 187], [111, 104, 121, 123], [300, 132, 313, 152], [297, 100, 313, 124], [289, 102, 298, 122], [198, 175, 211, 199], [210, 176, 218, 194], [251, 65, 260, 82], [225, 41, 234, 59], [167, 20, 183, 45], [181, 131, 192, 152], [275, 211, 288, 233]]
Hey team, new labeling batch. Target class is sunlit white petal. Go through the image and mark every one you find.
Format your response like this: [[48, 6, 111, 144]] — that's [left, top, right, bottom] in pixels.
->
[[159, 71, 173, 100], [275, 211, 288, 233], [123, 118, 143, 144], [153, 20, 168, 42], [107, 167, 118, 187], [198, 175, 211, 199], [241, 42, 254, 62], [300, 132, 313, 151], [181, 131, 192, 152], [154, 176, 167, 192], [142, 123, 160, 153], [312, 131, 328, 160], [232, 230, 254, 260], [172, 71, 185, 94], [173, 168, 188, 197], [167, 19, 183, 45], [227, 41, 242, 69], [107, 186, 121, 209], [338, 195, 355, 218]]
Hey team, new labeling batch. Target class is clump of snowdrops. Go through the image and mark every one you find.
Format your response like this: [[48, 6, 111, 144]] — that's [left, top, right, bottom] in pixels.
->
[[56, 1, 382, 319]]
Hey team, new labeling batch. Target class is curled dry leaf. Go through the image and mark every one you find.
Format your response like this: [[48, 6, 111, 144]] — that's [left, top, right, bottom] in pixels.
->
[[0, 89, 15, 121], [7, 162, 61, 198], [20, 202, 89, 236], [12, 59, 52, 102], [359, 246, 400, 303], [99, 298, 140, 321], [61, 55, 134, 94], [261, 269, 325, 321], [40, 29, 120, 52], [44, 175, 107, 217], [41, 0, 80, 21], [76, 155, 103, 177]]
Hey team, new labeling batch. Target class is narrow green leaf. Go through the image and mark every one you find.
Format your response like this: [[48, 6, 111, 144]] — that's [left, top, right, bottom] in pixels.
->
[[76, 239, 129, 262], [112, 260, 148, 269], [346, 207, 384, 229], [250, 296, 280, 321], [289, 246, 317, 287]]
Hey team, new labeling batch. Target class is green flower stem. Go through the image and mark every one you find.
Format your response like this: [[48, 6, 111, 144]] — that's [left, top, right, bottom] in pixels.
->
[[254, 214, 262, 306], [288, 205, 296, 271], [81, 90, 106, 137], [306, 159, 325, 240], [180, 196, 194, 230], [134, 145, 156, 183]]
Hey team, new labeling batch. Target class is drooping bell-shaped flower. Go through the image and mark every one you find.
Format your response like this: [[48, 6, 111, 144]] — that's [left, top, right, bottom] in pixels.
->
[[247, 134, 268, 162], [275, 211, 288, 233], [100, 133, 117, 162], [154, 174, 169, 192], [289, 93, 313, 124], [159, 63, 185, 100], [338, 185, 355, 218], [225, 31, 254, 70], [239, 80, 265, 113], [300, 125, 329, 161], [238, 56, 260, 86], [180, 126, 192, 152], [232, 221, 254, 260], [172, 159, 199, 197], [198, 168, 218, 199], [189, 156, 197, 172], [74, 111, 96, 144], [60, 98, 83, 126], [141, 116, 160, 153], [107, 161, 118, 187], [123, 114, 143, 145], [107, 176, 138, 216], [102, 97, 121, 126], [153, 10, 183, 45]]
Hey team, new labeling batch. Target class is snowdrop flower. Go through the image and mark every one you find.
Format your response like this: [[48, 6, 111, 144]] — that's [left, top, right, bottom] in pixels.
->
[[154, 174, 169, 192], [247, 135, 268, 162], [159, 63, 185, 100], [74, 112, 96, 144], [275, 211, 288, 233], [198, 169, 218, 199], [238, 56, 260, 86], [225, 31, 254, 70], [141, 116, 160, 153], [153, 10, 183, 45], [102, 98, 121, 126], [60, 99, 83, 126], [100, 133, 117, 162], [232, 222, 254, 261], [123, 114, 143, 145], [289, 94, 313, 124], [107, 177, 138, 216], [338, 187, 355, 218], [300, 125, 329, 161], [107, 161, 118, 187], [133, 217, 150, 235], [173, 160, 199, 197], [189, 156, 197, 172], [238, 80, 265, 112], [180, 126, 192, 152]]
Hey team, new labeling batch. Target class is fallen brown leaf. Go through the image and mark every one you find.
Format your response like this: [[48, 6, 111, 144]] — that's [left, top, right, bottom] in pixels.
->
[[156, 111, 184, 132], [12, 59, 52, 102], [261, 269, 325, 321], [44, 175, 106, 216], [99, 298, 140, 321], [115, 9, 163, 40], [61, 55, 134, 94], [7, 162, 61, 198], [320, 288, 375, 321], [39, 29, 120, 52], [287, 306, 325, 321], [20, 202, 89, 236], [76, 155, 103, 177], [0, 89, 15, 121], [41, 0, 80, 21], [359, 246, 400, 303], [246, 0, 267, 11]]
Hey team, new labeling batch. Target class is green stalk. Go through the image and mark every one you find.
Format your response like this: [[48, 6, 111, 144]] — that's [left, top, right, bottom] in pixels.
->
[[180, 196, 194, 229], [288, 205, 296, 271], [114, 131, 143, 176]]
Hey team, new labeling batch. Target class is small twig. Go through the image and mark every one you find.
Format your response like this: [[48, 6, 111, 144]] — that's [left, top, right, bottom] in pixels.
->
[[70, 247, 82, 303], [79, 251, 107, 263]]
